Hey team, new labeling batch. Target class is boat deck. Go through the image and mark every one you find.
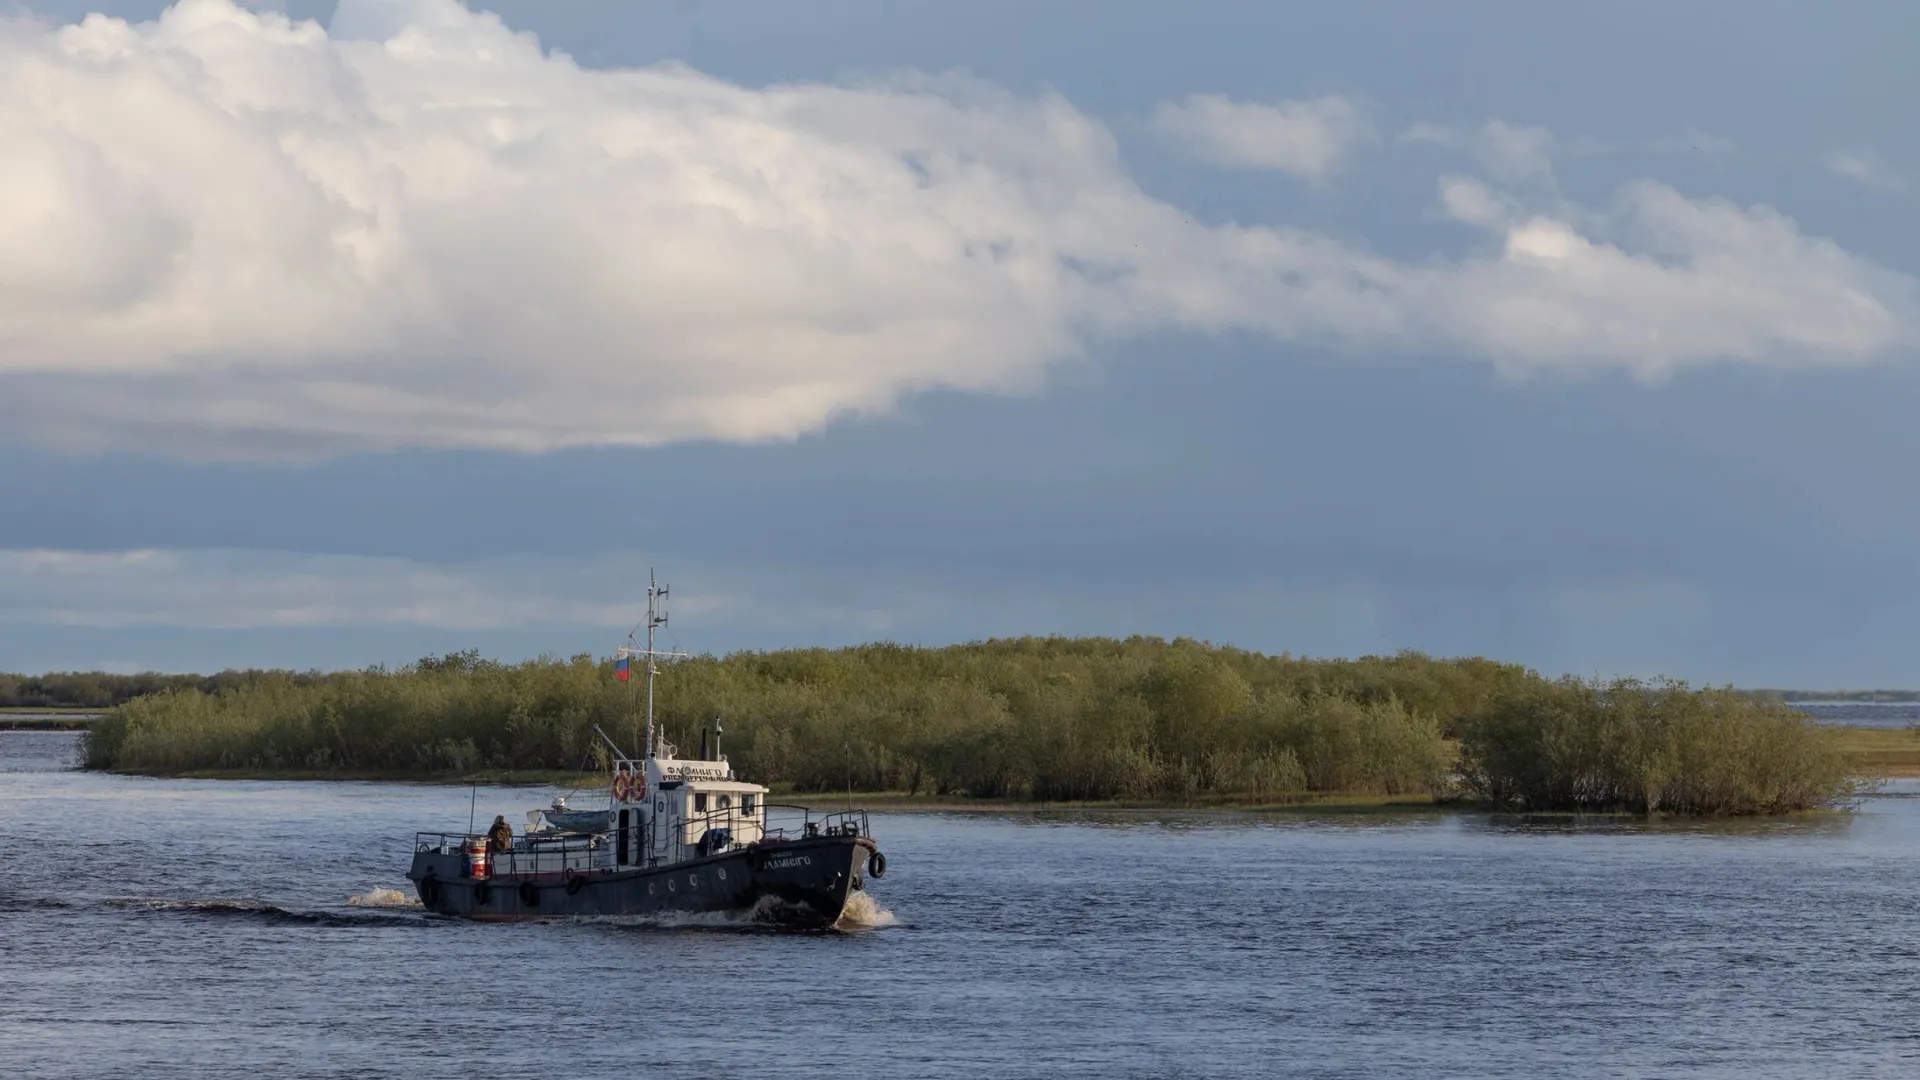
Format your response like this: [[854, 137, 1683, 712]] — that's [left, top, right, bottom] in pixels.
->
[[414, 805, 871, 880]]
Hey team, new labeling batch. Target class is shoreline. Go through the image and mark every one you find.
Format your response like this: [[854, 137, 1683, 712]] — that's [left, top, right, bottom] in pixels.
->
[[0, 715, 98, 731], [83, 769, 1882, 817], [85, 724, 1920, 780], [98, 769, 1457, 813], [57, 727, 1913, 817], [77, 772, 1876, 817]]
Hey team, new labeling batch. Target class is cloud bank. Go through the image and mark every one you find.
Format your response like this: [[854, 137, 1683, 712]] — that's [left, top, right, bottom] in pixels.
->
[[0, 0, 1914, 458]]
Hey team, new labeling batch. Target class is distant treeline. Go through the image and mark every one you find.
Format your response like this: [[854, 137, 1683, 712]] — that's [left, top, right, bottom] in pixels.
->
[[0, 670, 335, 710], [79, 639, 1864, 814]]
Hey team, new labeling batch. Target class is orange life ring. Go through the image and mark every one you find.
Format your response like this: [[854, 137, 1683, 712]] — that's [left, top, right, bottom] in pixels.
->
[[612, 773, 630, 801], [632, 772, 648, 801]]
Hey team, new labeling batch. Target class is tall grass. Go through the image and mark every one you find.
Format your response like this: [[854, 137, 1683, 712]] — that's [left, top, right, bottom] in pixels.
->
[[1457, 677, 1859, 814]]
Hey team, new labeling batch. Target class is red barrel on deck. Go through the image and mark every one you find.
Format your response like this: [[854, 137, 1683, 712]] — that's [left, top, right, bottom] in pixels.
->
[[463, 838, 490, 880]]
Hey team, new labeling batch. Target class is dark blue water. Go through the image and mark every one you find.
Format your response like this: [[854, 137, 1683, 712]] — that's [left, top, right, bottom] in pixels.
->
[[5, 730, 1920, 1078], [1796, 701, 1920, 729]]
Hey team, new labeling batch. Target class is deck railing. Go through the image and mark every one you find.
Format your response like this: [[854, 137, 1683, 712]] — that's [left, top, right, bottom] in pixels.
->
[[413, 805, 870, 878]]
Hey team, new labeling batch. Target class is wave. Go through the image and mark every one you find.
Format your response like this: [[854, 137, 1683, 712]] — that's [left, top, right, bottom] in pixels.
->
[[106, 897, 410, 927], [347, 887, 422, 908], [0, 893, 75, 912]]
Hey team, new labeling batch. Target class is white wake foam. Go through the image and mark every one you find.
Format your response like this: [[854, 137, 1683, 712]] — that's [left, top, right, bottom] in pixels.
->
[[836, 891, 898, 929], [347, 887, 421, 908], [579, 891, 898, 932]]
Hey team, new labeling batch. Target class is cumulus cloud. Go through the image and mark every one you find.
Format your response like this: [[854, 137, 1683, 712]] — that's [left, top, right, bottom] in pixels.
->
[[1149, 93, 1371, 179], [1416, 179, 1912, 376], [0, 0, 1913, 459]]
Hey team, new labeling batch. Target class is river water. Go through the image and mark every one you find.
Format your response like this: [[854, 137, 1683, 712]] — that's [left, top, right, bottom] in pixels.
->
[[4, 730, 1918, 1078]]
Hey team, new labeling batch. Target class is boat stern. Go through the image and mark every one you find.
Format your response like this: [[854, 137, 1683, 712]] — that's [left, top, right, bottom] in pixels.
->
[[407, 836, 473, 914]]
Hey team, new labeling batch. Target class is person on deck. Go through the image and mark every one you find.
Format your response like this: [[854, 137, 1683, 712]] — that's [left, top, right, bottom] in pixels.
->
[[486, 815, 513, 853]]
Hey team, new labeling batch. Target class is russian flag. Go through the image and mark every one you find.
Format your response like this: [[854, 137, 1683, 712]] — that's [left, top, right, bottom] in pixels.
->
[[615, 655, 631, 682]]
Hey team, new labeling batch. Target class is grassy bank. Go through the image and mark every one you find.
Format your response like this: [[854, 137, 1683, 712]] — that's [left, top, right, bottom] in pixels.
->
[[1831, 726, 1920, 777], [79, 639, 1872, 814]]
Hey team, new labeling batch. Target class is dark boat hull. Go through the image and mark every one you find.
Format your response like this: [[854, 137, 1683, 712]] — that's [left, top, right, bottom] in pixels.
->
[[407, 836, 876, 927]]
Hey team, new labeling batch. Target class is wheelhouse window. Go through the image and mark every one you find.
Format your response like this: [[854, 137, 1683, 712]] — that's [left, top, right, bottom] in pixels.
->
[[742, 794, 756, 816], [693, 792, 708, 812], [718, 794, 731, 810]]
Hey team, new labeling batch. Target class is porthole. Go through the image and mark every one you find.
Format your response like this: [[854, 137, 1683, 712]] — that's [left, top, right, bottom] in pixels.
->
[[717, 868, 727, 881], [688, 874, 699, 889], [648, 883, 656, 896], [668, 879, 676, 892]]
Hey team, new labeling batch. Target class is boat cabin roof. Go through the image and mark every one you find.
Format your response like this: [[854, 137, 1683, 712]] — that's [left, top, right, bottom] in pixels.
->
[[664, 779, 766, 795]]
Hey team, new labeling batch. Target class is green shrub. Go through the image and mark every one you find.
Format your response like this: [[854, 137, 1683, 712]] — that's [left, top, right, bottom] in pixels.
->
[[78, 640, 1867, 813], [1457, 677, 1857, 814]]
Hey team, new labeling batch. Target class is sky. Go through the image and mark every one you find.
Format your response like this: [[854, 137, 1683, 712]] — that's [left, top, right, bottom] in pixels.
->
[[1, 0, 1917, 686]]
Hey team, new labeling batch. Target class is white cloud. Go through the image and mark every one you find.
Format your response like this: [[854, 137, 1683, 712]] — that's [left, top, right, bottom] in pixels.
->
[[1828, 150, 1908, 192], [1412, 180, 1913, 377], [1437, 176, 1514, 229], [1149, 93, 1371, 179], [0, 0, 1912, 460]]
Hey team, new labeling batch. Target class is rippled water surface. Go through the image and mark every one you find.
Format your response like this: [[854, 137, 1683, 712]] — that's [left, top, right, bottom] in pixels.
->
[[5, 730, 1920, 1078]]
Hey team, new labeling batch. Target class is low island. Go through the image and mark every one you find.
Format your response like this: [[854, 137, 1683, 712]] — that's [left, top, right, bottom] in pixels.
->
[[38, 637, 1890, 816]]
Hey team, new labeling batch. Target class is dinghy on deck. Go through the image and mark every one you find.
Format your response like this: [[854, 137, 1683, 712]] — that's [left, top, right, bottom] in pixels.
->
[[538, 798, 609, 835]]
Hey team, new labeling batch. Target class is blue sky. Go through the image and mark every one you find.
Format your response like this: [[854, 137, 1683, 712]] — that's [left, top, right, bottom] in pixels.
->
[[1, 0, 1916, 686]]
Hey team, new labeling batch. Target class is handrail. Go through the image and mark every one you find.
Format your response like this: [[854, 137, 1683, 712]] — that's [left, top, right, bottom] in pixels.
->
[[412, 803, 871, 878]]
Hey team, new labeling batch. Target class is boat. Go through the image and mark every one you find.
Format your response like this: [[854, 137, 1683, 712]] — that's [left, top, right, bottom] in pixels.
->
[[405, 572, 888, 927], [538, 797, 608, 835]]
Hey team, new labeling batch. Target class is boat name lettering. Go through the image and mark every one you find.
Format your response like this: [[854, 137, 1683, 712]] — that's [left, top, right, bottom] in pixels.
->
[[764, 855, 813, 870], [665, 764, 729, 779]]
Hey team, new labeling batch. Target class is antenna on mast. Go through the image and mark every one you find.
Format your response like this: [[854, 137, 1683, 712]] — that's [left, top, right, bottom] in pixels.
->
[[616, 569, 687, 762]]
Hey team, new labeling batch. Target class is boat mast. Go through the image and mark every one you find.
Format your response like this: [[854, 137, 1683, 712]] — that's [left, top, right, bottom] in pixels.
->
[[616, 570, 686, 762], [644, 570, 665, 761]]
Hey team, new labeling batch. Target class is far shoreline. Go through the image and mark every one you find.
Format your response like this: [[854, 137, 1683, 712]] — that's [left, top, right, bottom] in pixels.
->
[[92, 769, 1458, 814]]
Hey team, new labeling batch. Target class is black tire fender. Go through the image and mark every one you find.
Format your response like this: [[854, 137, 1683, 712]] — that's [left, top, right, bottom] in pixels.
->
[[472, 881, 492, 905], [419, 874, 440, 906], [519, 880, 540, 907], [867, 850, 887, 879], [565, 872, 587, 896]]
